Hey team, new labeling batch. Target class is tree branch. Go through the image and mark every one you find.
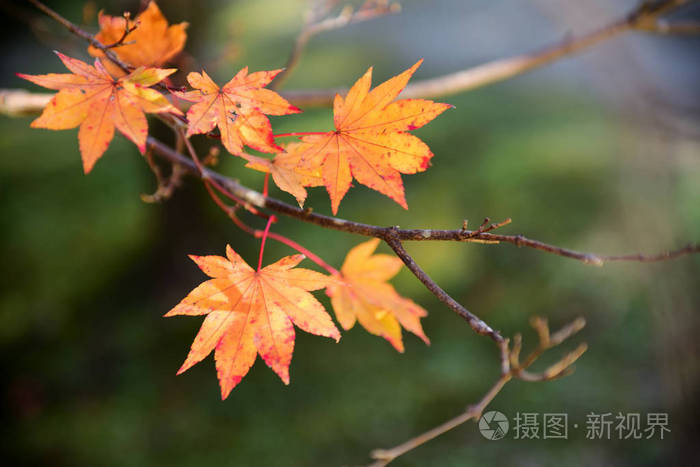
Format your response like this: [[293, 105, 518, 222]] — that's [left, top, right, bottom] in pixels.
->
[[278, 0, 699, 107], [145, 137, 700, 267], [384, 229, 502, 342], [368, 316, 587, 466], [0, 89, 52, 116]]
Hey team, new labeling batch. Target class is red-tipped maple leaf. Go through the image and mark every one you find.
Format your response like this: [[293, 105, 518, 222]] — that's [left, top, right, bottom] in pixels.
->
[[89, 1, 188, 77], [175, 69, 301, 157], [18, 52, 179, 173], [290, 59, 452, 213], [166, 246, 340, 399], [326, 238, 429, 352]]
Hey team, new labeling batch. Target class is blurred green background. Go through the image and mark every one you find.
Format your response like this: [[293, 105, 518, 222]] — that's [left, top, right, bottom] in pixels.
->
[[1, 0, 699, 465]]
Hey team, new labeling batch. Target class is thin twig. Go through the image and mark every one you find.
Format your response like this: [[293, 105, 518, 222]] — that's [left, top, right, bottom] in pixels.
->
[[204, 181, 341, 275], [271, 0, 399, 90], [645, 20, 700, 34], [603, 245, 700, 262], [369, 374, 511, 466], [180, 126, 341, 274], [141, 132, 185, 203], [369, 317, 587, 465], [383, 229, 503, 342], [26, 0, 132, 74], [177, 128, 268, 218], [102, 12, 137, 49]]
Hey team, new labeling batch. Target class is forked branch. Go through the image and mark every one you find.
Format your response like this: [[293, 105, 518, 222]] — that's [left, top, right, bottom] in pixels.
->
[[368, 317, 588, 466], [384, 230, 502, 342], [271, 0, 400, 90]]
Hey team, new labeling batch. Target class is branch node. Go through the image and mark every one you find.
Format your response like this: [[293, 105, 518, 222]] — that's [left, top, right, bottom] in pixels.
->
[[584, 254, 605, 266]]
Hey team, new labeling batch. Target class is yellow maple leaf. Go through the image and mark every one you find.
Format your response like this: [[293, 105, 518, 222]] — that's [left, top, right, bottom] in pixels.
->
[[326, 238, 429, 352], [89, 1, 188, 76]]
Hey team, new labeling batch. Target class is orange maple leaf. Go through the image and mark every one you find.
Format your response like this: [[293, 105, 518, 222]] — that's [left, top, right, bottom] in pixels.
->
[[166, 246, 340, 399], [88, 1, 188, 77], [246, 142, 323, 206], [175, 69, 301, 157], [291, 59, 452, 213], [326, 238, 429, 352], [18, 52, 180, 173]]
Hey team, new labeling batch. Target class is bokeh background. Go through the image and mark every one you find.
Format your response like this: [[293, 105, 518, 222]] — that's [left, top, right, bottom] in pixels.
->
[[1, 0, 699, 465]]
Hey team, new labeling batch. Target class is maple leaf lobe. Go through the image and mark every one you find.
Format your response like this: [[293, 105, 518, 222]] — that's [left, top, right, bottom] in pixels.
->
[[246, 142, 323, 206]]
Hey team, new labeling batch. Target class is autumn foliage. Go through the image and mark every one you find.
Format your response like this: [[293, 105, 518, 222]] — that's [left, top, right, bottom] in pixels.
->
[[18, 1, 449, 398], [289, 60, 452, 213], [327, 238, 429, 353], [89, 1, 187, 76], [175, 69, 300, 156], [165, 246, 340, 399], [18, 53, 178, 172]]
